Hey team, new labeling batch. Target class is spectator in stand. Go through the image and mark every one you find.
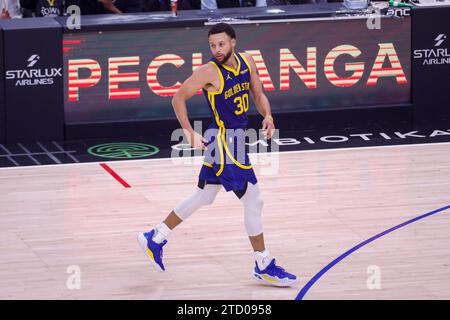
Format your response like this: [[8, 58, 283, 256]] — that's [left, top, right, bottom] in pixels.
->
[[1, 0, 22, 19], [0, 7, 9, 19], [64, 0, 122, 15], [141, 0, 200, 12], [240, 0, 331, 6], [20, 0, 64, 17], [201, 0, 318, 9], [261, 0, 324, 5], [99, 0, 122, 13], [201, 0, 239, 9], [114, 0, 144, 12]]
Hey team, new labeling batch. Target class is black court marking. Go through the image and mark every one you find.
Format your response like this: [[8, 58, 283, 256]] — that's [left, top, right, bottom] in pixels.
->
[[0, 141, 79, 167], [1, 127, 450, 168]]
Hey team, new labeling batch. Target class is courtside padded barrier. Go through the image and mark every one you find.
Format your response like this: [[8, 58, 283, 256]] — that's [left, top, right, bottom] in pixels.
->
[[0, 18, 64, 143], [412, 5, 450, 128]]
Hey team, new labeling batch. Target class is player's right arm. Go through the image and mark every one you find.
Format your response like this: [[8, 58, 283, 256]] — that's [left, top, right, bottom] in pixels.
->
[[171, 64, 215, 149]]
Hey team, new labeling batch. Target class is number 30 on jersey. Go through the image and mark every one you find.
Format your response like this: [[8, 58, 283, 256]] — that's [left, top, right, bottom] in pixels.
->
[[234, 93, 249, 115]]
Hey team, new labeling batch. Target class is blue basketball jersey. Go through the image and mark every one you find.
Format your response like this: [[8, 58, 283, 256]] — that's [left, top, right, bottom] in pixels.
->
[[199, 52, 257, 192]]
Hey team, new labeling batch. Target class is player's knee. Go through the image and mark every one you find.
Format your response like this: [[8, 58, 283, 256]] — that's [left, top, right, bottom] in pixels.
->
[[199, 185, 219, 205], [244, 206, 263, 236], [242, 195, 263, 223], [255, 196, 264, 211], [173, 186, 219, 220], [244, 197, 263, 219], [241, 191, 264, 212], [240, 183, 264, 235]]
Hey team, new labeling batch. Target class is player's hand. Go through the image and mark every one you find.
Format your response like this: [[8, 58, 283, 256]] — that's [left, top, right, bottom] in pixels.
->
[[262, 115, 275, 140], [185, 130, 208, 150]]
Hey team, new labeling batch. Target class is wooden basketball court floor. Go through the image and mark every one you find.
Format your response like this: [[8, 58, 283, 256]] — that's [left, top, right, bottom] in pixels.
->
[[0, 142, 449, 300]]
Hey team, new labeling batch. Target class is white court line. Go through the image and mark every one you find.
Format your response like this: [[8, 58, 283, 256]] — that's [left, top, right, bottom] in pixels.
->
[[52, 141, 80, 163], [0, 144, 20, 167], [0, 141, 449, 171], [17, 143, 41, 165], [37, 142, 62, 164]]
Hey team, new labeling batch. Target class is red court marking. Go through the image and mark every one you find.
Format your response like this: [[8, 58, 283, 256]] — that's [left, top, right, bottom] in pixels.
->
[[100, 163, 131, 188]]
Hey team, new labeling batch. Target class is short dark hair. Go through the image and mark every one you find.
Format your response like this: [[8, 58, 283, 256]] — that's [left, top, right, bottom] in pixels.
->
[[208, 23, 236, 40]]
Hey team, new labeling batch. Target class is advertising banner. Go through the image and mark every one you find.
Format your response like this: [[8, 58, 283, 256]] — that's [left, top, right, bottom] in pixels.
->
[[64, 17, 411, 124]]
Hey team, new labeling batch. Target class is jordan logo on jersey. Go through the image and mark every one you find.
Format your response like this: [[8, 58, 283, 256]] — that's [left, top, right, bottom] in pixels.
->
[[226, 73, 232, 81]]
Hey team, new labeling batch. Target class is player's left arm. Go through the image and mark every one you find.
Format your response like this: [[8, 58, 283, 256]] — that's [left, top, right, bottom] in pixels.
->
[[243, 52, 275, 139]]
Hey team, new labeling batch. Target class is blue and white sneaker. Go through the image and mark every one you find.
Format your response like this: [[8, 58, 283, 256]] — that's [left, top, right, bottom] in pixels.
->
[[252, 258, 297, 287], [137, 230, 167, 272]]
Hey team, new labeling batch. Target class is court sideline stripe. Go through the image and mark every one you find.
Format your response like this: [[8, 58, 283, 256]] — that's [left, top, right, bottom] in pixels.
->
[[295, 204, 450, 300], [99, 163, 131, 188]]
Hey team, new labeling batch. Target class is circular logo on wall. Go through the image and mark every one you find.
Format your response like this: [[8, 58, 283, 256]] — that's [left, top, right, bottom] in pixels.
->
[[87, 143, 160, 159]]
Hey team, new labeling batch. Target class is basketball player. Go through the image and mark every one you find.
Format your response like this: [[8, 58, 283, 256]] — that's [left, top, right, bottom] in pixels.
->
[[138, 23, 297, 287]]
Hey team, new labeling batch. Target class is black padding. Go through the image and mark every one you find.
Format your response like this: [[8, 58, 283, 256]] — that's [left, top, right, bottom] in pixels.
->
[[233, 181, 248, 199], [197, 179, 206, 189], [198, 179, 221, 189]]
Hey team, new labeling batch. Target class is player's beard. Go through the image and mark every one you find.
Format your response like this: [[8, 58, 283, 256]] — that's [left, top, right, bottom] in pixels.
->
[[216, 49, 233, 65]]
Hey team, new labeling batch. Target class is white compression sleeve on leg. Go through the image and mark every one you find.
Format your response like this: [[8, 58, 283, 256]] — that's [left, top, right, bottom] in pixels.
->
[[240, 182, 264, 236], [173, 184, 221, 220]]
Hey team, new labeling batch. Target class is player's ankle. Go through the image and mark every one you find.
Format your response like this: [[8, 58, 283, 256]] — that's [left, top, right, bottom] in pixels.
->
[[152, 223, 171, 244]]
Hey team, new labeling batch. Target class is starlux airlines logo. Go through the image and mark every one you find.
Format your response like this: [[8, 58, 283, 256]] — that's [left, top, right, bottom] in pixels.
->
[[67, 43, 408, 102], [27, 54, 40, 67], [6, 54, 62, 87], [414, 34, 450, 66], [434, 34, 446, 47]]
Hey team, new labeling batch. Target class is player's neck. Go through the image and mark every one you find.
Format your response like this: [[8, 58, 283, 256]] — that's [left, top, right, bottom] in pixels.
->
[[223, 52, 238, 70]]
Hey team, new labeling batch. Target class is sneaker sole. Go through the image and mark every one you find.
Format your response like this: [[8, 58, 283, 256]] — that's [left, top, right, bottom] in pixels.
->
[[137, 233, 164, 273], [252, 271, 298, 287]]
